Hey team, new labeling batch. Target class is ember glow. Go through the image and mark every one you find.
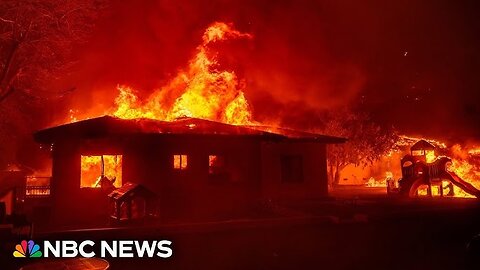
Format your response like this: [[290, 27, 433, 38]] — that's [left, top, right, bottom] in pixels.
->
[[112, 22, 254, 125], [468, 147, 480, 155], [396, 135, 447, 149]]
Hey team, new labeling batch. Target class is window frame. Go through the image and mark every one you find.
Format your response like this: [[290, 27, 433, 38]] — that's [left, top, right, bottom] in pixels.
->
[[80, 154, 123, 189], [208, 154, 227, 175], [173, 154, 188, 170]]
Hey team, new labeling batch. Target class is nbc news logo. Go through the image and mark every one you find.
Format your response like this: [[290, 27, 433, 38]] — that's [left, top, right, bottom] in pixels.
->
[[13, 240, 42, 258], [12, 239, 172, 258]]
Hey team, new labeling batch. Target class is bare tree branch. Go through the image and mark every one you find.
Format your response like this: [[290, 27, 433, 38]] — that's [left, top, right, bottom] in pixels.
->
[[0, 0, 107, 103], [0, 85, 15, 103], [0, 16, 15, 24], [0, 41, 19, 89]]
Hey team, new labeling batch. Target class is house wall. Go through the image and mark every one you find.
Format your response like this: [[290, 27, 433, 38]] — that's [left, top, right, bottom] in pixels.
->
[[50, 135, 263, 223], [49, 136, 329, 225], [122, 135, 263, 221], [50, 139, 114, 225], [260, 142, 328, 200]]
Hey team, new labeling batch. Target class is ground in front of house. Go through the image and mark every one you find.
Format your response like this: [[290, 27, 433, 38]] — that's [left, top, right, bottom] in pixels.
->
[[3, 186, 480, 270]]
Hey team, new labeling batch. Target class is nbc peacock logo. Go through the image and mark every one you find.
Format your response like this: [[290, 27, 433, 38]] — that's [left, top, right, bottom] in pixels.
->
[[13, 240, 43, 258]]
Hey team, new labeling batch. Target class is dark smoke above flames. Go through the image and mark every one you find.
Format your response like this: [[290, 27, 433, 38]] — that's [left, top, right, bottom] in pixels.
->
[[3, 0, 480, 168], [58, 0, 480, 141]]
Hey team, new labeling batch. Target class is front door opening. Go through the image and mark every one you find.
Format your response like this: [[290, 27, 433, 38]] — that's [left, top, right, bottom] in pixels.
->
[[81, 155, 122, 188]]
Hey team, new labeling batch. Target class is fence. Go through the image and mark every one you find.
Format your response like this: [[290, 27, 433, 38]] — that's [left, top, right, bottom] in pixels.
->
[[25, 176, 51, 198]]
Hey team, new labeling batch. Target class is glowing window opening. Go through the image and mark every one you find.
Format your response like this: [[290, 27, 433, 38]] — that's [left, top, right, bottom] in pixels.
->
[[208, 155, 226, 174], [412, 150, 425, 156], [81, 155, 122, 188], [173, 154, 188, 170], [425, 150, 436, 163]]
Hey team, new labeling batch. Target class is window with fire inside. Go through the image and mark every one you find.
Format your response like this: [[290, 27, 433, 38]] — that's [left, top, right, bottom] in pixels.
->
[[208, 155, 230, 183], [80, 155, 123, 189], [173, 154, 188, 170]]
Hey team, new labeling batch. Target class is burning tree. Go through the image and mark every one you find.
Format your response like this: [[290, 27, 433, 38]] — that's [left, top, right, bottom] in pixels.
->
[[324, 109, 397, 185], [0, 0, 105, 103]]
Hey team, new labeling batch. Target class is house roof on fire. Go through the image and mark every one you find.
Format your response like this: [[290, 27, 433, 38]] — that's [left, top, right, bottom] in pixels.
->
[[34, 115, 346, 144]]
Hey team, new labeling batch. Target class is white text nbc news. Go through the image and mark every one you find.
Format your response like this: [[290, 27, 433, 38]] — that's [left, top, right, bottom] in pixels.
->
[[43, 240, 172, 258]]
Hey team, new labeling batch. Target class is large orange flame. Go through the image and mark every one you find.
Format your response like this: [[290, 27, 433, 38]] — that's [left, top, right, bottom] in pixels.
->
[[112, 22, 254, 125], [72, 22, 255, 187]]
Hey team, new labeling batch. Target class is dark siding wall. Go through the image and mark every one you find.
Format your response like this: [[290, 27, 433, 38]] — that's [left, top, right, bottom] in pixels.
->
[[51, 140, 80, 221], [260, 142, 328, 200], [49, 135, 328, 225], [51, 138, 122, 225], [123, 135, 262, 221], [51, 135, 263, 223]]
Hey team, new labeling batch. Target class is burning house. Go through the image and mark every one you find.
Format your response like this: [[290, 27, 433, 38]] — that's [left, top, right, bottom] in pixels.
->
[[33, 116, 345, 224]]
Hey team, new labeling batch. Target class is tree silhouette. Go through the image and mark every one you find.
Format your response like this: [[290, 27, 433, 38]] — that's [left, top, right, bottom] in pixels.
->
[[323, 108, 397, 185], [0, 0, 106, 103], [0, 0, 105, 168]]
